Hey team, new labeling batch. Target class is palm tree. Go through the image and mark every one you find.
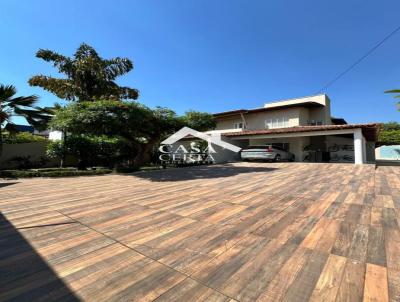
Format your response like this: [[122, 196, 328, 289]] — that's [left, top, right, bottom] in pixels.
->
[[0, 84, 50, 156], [385, 89, 400, 99]]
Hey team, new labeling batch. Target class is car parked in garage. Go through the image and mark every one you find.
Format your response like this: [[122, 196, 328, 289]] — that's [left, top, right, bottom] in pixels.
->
[[240, 145, 295, 162]]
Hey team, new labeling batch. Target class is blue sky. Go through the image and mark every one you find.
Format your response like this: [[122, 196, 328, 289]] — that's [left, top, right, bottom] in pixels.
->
[[1, 0, 400, 125]]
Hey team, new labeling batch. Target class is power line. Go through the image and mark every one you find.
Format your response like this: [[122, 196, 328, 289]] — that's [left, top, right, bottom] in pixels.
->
[[315, 24, 400, 94]]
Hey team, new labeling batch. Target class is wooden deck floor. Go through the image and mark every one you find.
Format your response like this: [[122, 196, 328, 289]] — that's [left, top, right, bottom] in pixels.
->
[[1, 162, 399, 302]]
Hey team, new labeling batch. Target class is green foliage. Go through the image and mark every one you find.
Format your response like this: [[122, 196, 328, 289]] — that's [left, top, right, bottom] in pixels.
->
[[3, 132, 47, 144], [0, 84, 51, 156], [0, 84, 50, 128], [377, 122, 400, 144], [49, 100, 217, 168], [49, 100, 182, 167], [385, 89, 400, 99], [29, 43, 139, 102], [382, 121, 400, 131], [0, 168, 112, 178], [379, 130, 400, 144], [50, 100, 153, 137], [47, 135, 132, 168], [181, 110, 216, 131]]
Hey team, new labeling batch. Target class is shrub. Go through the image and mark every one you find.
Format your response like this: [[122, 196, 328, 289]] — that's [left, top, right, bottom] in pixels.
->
[[3, 132, 47, 144], [47, 135, 135, 169], [0, 168, 112, 178], [379, 130, 400, 144]]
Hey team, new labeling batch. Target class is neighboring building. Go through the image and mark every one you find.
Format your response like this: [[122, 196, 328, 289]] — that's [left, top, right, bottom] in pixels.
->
[[4, 123, 50, 137], [208, 94, 379, 164], [5, 123, 35, 133]]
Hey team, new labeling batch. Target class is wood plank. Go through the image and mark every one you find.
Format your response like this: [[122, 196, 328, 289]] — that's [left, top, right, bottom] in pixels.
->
[[363, 263, 389, 302], [367, 225, 386, 267], [335, 259, 365, 302], [1, 163, 400, 301], [309, 254, 347, 302]]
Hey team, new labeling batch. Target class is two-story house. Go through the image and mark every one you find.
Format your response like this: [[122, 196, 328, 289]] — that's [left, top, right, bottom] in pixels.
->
[[208, 94, 379, 164]]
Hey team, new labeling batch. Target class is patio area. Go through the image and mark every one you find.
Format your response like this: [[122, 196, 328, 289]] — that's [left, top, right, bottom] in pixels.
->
[[1, 162, 399, 301]]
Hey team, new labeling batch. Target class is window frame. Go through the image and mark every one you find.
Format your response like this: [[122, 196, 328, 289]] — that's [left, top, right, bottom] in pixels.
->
[[233, 122, 243, 129]]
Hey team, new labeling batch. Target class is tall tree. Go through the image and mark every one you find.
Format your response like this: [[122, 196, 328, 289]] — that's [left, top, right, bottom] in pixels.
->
[[0, 84, 50, 156], [28, 43, 139, 102], [180, 110, 216, 131]]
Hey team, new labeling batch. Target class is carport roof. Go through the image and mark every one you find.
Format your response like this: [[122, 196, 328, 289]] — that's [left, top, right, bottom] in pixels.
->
[[223, 123, 381, 141]]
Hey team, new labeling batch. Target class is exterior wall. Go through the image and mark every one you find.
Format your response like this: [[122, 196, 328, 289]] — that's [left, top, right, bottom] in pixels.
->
[[366, 142, 375, 162], [245, 108, 301, 129], [49, 130, 64, 141], [247, 136, 309, 162], [375, 145, 400, 160], [215, 95, 332, 131], [298, 108, 310, 126], [0, 142, 59, 169], [215, 116, 243, 131]]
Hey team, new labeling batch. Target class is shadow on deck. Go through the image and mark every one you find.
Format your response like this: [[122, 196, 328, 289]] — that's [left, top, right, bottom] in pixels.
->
[[0, 213, 80, 301], [132, 164, 278, 182]]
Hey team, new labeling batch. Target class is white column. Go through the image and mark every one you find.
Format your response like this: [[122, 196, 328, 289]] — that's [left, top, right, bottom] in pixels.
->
[[354, 128, 364, 164]]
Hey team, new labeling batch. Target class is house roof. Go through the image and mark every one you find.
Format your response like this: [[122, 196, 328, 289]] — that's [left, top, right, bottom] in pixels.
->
[[213, 101, 324, 118], [222, 123, 381, 141], [4, 123, 34, 133]]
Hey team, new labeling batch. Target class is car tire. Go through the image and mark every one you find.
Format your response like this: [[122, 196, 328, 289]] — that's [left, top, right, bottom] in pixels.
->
[[289, 155, 295, 162], [274, 154, 281, 162]]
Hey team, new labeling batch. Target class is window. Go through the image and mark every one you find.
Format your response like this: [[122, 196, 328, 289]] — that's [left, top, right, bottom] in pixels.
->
[[308, 120, 323, 126], [234, 122, 243, 129], [265, 117, 289, 129]]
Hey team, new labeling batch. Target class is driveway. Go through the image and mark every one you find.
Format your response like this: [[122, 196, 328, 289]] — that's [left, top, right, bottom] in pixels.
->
[[1, 163, 399, 301]]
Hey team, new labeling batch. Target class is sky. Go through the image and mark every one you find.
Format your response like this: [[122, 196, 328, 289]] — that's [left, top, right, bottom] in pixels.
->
[[1, 0, 400, 125]]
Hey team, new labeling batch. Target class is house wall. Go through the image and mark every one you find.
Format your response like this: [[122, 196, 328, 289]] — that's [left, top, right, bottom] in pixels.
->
[[245, 108, 301, 129], [215, 95, 332, 131], [247, 136, 310, 162], [0, 142, 59, 169], [366, 142, 376, 162], [375, 145, 399, 160], [215, 116, 243, 131], [298, 108, 310, 126]]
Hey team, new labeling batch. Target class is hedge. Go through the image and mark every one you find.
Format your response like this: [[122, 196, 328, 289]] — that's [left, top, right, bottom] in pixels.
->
[[3, 132, 47, 144], [379, 130, 400, 145], [0, 168, 112, 178]]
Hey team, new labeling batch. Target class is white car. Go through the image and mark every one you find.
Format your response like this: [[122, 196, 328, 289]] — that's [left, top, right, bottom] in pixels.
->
[[240, 145, 295, 162]]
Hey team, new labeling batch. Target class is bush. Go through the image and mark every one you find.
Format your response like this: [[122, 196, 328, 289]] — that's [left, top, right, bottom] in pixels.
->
[[0, 168, 112, 178], [379, 130, 400, 144], [3, 132, 47, 144], [47, 135, 135, 169]]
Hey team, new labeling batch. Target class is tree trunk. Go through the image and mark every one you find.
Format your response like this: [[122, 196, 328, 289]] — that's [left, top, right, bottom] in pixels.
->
[[60, 131, 66, 168]]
